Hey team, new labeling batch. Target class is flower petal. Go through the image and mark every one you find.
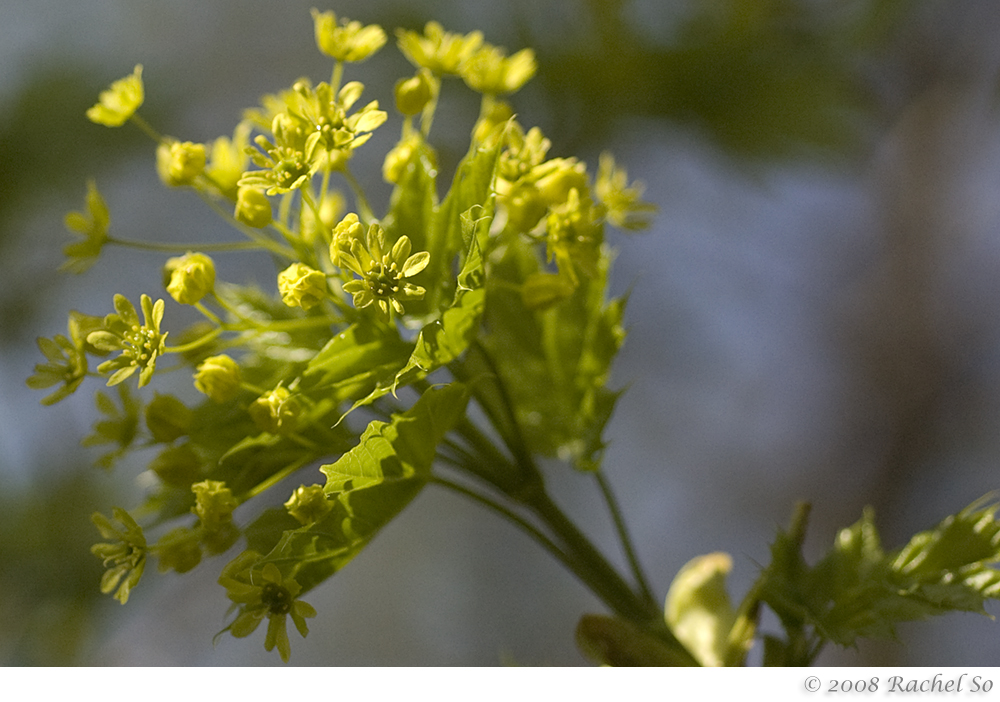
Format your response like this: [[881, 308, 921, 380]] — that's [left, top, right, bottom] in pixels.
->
[[401, 251, 430, 277]]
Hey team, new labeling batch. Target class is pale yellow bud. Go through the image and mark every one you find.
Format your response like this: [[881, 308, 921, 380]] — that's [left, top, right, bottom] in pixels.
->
[[234, 186, 272, 228]]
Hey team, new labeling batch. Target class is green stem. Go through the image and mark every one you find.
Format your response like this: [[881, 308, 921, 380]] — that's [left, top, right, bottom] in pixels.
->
[[128, 113, 162, 142], [341, 168, 375, 224], [527, 490, 658, 623], [107, 237, 263, 253], [164, 326, 223, 354], [194, 190, 297, 259], [430, 475, 571, 572], [331, 61, 344, 95], [241, 454, 315, 502], [194, 301, 223, 326], [595, 471, 657, 608]]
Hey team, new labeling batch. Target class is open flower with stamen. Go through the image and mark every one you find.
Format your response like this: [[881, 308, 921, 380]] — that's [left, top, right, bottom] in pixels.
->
[[595, 152, 657, 231], [87, 294, 167, 387], [91, 508, 147, 604], [396, 21, 483, 76], [240, 122, 316, 195], [62, 179, 109, 273], [338, 224, 430, 318], [27, 311, 100, 405], [311, 9, 387, 63], [219, 551, 317, 663]]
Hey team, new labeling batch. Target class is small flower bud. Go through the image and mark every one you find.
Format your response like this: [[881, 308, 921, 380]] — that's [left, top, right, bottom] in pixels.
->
[[149, 443, 202, 486], [234, 186, 272, 228], [164, 252, 215, 305], [248, 385, 302, 435], [191, 479, 238, 527], [330, 212, 364, 266], [473, 99, 514, 145], [156, 527, 202, 573], [277, 262, 327, 310], [534, 158, 589, 206], [394, 69, 436, 116], [194, 354, 241, 403], [284, 484, 333, 525], [156, 140, 206, 186], [382, 135, 433, 185], [145, 393, 193, 443], [501, 182, 547, 233]]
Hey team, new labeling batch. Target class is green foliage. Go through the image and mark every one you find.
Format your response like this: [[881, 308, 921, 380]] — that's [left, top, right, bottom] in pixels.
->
[[244, 383, 468, 594], [759, 499, 1000, 664]]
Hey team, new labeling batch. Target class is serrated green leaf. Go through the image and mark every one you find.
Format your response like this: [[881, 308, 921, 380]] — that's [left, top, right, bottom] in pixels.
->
[[299, 323, 412, 405], [406, 137, 502, 318], [250, 383, 469, 593], [760, 497, 1000, 654], [479, 236, 625, 471]]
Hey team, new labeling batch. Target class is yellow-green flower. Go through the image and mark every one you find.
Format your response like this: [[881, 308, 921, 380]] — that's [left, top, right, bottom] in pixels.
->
[[91, 507, 147, 604], [595, 152, 656, 230], [156, 139, 207, 187], [192, 479, 238, 527], [62, 179, 109, 273], [460, 44, 536, 95], [394, 69, 437, 116], [284, 484, 332, 525], [87, 294, 167, 387], [533, 158, 589, 207], [544, 188, 603, 282], [205, 122, 252, 199], [382, 134, 426, 185], [234, 186, 272, 228], [338, 224, 430, 318], [248, 385, 302, 435], [164, 251, 215, 305], [26, 311, 99, 405], [86, 65, 144, 127], [329, 212, 364, 265], [219, 551, 317, 663], [82, 384, 141, 470], [312, 9, 387, 63], [472, 98, 514, 146], [191, 478, 240, 555], [240, 114, 316, 195], [277, 262, 327, 310], [194, 354, 242, 403], [286, 79, 388, 169], [500, 124, 549, 179], [396, 21, 483, 75]]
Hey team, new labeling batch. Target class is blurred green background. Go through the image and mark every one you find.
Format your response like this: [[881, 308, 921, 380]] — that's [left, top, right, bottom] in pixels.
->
[[4, 0, 1000, 665]]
